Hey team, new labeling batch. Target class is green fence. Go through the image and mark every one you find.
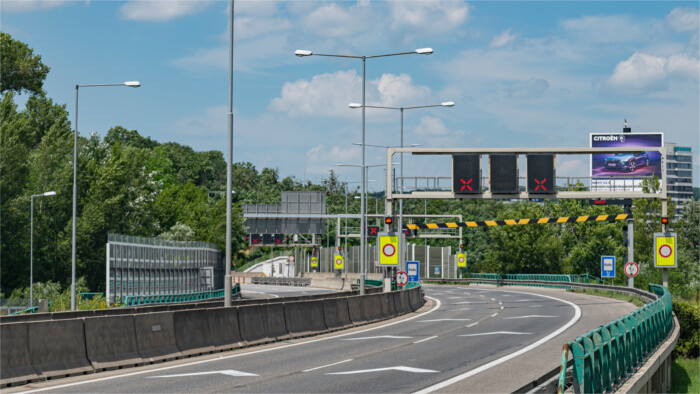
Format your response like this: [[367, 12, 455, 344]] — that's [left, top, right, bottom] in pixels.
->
[[557, 284, 673, 393], [122, 284, 240, 306]]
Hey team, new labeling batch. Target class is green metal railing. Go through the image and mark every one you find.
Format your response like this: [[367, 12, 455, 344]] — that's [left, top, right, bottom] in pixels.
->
[[467, 273, 574, 289], [122, 284, 240, 306], [557, 284, 673, 393], [8, 305, 39, 315], [570, 274, 604, 284]]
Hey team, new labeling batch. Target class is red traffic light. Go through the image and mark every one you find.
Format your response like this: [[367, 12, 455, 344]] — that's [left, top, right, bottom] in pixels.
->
[[661, 217, 669, 224], [593, 200, 607, 205], [338, 246, 342, 251], [459, 244, 464, 249], [385, 217, 393, 225]]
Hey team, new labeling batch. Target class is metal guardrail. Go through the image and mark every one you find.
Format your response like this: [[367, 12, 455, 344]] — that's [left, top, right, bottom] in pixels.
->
[[421, 276, 673, 393], [122, 284, 240, 306], [251, 277, 311, 287], [557, 284, 673, 393]]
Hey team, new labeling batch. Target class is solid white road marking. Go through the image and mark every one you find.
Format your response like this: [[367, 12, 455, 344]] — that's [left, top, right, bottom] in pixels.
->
[[510, 299, 538, 302], [491, 313, 498, 317], [415, 290, 581, 394], [413, 336, 439, 344], [147, 370, 258, 378], [451, 301, 488, 305], [466, 322, 479, 328], [418, 318, 470, 323], [459, 331, 531, 337], [21, 296, 443, 393], [500, 306, 504, 310], [440, 308, 473, 312], [327, 366, 438, 375], [505, 315, 557, 319], [343, 335, 412, 341], [446, 296, 464, 299], [490, 298, 496, 301], [302, 359, 353, 372]]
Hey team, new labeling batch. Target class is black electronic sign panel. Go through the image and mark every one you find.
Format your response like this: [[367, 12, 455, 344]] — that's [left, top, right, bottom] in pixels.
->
[[262, 234, 275, 245], [527, 154, 555, 194], [367, 226, 379, 236], [250, 234, 262, 245], [273, 234, 284, 245], [490, 154, 518, 194], [452, 154, 481, 194]]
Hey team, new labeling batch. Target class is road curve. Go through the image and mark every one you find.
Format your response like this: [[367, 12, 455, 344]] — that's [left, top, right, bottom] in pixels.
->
[[15, 285, 638, 393]]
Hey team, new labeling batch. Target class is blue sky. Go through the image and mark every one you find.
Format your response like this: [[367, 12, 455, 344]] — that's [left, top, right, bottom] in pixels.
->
[[3, 1, 699, 188]]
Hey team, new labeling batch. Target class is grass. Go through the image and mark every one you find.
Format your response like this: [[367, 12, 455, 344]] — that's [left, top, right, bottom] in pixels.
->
[[567, 288, 646, 307], [670, 358, 700, 393]]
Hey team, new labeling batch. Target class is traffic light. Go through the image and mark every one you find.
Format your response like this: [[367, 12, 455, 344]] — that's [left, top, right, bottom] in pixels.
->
[[313, 249, 317, 255], [490, 154, 518, 194], [459, 244, 464, 250], [661, 217, 669, 225], [527, 154, 555, 194], [384, 217, 393, 225], [250, 234, 262, 245], [285, 236, 290, 245], [338, 246, 342, 252], [367, 226, 379, 236], [273, 234, 283, 245], [452, 154, 481, 194], [622, 225, 629, 246]]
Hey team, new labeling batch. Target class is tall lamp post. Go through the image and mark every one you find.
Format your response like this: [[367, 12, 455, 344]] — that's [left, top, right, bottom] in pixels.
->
[[349, 102, 455, 272], [30, 191, 57, 308], [295, 47, 433, 294], [71, 81, 140, 310], [224, 0, 235, 307]]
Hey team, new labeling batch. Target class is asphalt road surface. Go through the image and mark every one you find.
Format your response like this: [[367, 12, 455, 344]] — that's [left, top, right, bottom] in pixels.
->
[[16, 285, 637, 393], [238, 284, 339, 299]]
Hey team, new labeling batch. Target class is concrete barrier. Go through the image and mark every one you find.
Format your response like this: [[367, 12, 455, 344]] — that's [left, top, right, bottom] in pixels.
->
[[51, 310, 95, 319], [83, 315, 143, 370], [322, 297, 352, 330], [309, 278, 345, 291], [409, 288, 423, 311], [173, 309, 215, 356], [392, 291, 408, 314], [206, 307, 244, 351], [134, 312, 181, 363], [0, 323, 40, 387], [27, 319, 93, 379], [363, 294, 384, 322], [387, 291, 397, 316], [347, 295, 367, 324], [284, 300, 326, 338], [238, 303, 289, 346], [378, 293, 391, 318], [401, 290, 414, 312]]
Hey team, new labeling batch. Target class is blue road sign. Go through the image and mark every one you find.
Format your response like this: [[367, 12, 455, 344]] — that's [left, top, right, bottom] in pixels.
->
[[601, 256, 616, 278], [407, 261, 420, 282], [433, 266, 441, 275]]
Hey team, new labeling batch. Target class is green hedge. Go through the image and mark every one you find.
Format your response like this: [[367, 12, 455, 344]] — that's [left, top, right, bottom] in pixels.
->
[[672, 299, 699, 358]]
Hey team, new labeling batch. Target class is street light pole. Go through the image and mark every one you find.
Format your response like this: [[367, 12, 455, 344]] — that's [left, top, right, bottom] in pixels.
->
[[71, 81, 140, 310], [224, 0, 235, 307], [295, 48, 432, 294], [30, 191, 56, 308], [348, 101, 454, 272]]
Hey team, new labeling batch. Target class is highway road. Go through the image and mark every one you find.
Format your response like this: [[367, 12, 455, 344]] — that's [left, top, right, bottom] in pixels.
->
[[16, 285, 637, 393], [238, 284, 339, 299]]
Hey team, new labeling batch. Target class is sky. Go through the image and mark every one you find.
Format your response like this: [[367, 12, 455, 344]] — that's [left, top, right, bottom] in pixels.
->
[[2, 0, 699, 189]]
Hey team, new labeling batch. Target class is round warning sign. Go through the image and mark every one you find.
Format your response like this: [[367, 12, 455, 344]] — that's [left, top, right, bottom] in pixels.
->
[[624, 262, 639, 277], [382, 243, 396, 257], [396, 271, 409, 286], [659, 245, 672, 258]]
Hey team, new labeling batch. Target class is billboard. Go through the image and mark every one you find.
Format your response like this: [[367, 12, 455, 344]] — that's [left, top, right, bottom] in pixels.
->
[[590, 133, 663, 191]]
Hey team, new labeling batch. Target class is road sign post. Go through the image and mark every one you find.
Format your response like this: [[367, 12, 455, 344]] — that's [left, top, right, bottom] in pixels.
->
[[624, 261, 639, 280], [601, 256, 616, 282]]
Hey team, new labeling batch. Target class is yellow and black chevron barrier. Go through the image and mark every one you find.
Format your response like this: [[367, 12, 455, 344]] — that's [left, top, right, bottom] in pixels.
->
[[403, 214, 630, 230]]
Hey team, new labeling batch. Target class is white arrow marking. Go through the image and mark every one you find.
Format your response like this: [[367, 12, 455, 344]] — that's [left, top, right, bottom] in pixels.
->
[[418, 318, 471, 322], [505, 315, 557, 319], [148, 370, 258, 378], [327, 366, 438, 375], [342, 335, 412, 341], [459, 331, 531, 337]]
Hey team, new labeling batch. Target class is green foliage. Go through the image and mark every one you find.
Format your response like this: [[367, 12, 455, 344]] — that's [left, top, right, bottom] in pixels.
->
[[670, 358, 700, 394], [159, 222, 196, 241], [0, 32, 50, 95], [673, 299, 700, 358]]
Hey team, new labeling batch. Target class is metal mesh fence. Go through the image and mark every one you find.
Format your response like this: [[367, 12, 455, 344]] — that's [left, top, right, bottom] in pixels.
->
[[106, 234, 224, 303]]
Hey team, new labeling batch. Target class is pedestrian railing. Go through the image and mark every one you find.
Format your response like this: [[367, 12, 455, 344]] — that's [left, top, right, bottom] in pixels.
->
[[557, 284, 673, 393], [122, 284, 240, 306], [251, 277, 310, 287]]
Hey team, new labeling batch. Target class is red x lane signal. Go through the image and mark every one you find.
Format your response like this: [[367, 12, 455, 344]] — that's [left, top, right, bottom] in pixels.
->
[[460, 178, 473, 191], [534, 178, 547, 191]]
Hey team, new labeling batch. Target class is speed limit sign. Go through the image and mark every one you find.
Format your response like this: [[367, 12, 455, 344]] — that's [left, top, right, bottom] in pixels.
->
[[624, 262, 639, 277]]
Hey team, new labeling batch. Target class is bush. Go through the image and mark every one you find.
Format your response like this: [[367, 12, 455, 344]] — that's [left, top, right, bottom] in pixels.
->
[[673, 299, 700, 358]]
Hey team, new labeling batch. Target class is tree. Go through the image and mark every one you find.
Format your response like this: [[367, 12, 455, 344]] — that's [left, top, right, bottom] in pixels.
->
[[0, 33, 50, 95], [159, 222, 196, 241]]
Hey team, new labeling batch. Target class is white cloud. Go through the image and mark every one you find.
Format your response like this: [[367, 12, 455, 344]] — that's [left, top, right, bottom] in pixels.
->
[[504, 78, 549, 99], [666, 7, 699, 32], [412, 116, 451, 136], [305, 145, 359, 176], [302, 3, 370, 38], [269, 70, 434, 118], [172, 34, 288, 72], [118, 1, 212, 22], [2, 0, 72, 13], [389, 1, 470, 36], [562, 15, 649, 43], [491, 28, 517, 48], [604, 52, 699, 93]]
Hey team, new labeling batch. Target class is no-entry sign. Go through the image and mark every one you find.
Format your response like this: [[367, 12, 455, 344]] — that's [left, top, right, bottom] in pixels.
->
[[378, 233, 399, 266], [654, 233, 677, 268]]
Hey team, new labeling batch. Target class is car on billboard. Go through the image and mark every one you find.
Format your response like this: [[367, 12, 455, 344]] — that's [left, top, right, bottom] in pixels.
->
[[603, 152, 650, 172]]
